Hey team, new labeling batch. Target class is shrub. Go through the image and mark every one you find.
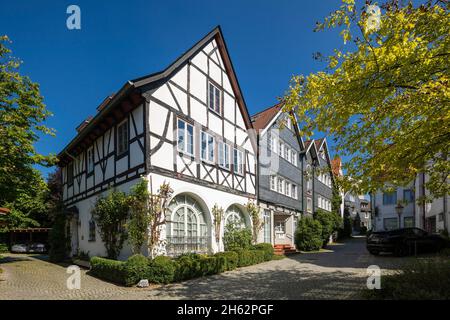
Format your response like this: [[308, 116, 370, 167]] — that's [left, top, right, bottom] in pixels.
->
[[214, 251, 238, 271], [174, 254, 201, 281], [234, 249, 265, 267], [363, 257, 450, 300], [148, 255, 176, 284], [295, 216, 323, 251], [360, 226, 368, 235], [223, 224, 252, 251], [341, 211, 353, 238], [49, 213, 70, 262], [123, 254, 150, 286], [0, 243, 8, 253], [198, 256, 219, 276], [252, 243, 274, 261], [314, 210, 335, 246], [90, 257, 127, 285]]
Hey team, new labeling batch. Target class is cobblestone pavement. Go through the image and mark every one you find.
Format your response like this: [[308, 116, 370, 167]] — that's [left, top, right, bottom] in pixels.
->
[[0, 237, 407, 300]]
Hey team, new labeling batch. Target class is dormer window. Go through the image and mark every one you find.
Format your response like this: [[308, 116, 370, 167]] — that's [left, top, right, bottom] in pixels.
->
[[208, 81, 222, 114]]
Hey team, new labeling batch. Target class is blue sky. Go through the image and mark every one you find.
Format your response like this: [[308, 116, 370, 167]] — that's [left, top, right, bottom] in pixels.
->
[[1, 0, 350, 178]]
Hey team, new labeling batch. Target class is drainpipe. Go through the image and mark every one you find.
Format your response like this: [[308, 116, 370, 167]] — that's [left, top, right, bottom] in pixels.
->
[[312, 161, 316, 215], [300, 153, 305, 216], [422, 172, 426, 230]]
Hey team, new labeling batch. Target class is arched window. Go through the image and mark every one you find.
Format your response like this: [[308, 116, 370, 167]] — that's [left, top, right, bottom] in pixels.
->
[[225, 205, 246, 229], [167, 194, 208, 255]]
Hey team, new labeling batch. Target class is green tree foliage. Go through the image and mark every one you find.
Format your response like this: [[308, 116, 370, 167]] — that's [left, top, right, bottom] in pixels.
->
[[284, 0, 450, 198], [91, 189, 129, 259], [127, 179, 150, 254], [223, 223, 252, 251], [295, 216, 323, 251], [314, 209, 340, 246], [0, 36, 56, 212]]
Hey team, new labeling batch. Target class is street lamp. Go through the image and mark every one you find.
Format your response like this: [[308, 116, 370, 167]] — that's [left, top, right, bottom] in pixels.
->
[[395, 202, 404, 229]]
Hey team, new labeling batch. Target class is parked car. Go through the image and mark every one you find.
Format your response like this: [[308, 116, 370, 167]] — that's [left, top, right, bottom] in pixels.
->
[[11, 243, 28, 253], [367, 227, 447, 256], [29, 243, 46, 253], [10, 243, 47, 253]]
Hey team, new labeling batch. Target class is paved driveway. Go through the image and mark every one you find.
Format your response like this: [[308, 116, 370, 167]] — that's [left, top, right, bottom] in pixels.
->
[[0, 237, 407, 300]]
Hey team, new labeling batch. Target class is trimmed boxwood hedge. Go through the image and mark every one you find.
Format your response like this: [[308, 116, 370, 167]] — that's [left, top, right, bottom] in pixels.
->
[[234, 249, 266, 267], [90, 244, 275, 286], [148, 255, 176, 284], [90, 257, 128, 285], [252, 243, 274, 261], [214, 251, 238, 271]]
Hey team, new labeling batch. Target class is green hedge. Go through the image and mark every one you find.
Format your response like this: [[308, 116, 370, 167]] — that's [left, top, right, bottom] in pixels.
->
[[148, 255, 176, 284], [91, 246, 272, 286], [124, 254, 150, 286], [90, 257, 128, 285], [234, 249, 266, 267], [214, 251, 238, 271], [0, 243, 8, 253], [252, 243, 274, 261]]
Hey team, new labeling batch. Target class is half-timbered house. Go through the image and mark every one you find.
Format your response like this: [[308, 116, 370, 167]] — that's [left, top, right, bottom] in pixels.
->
[[58, 26, 257, 259]]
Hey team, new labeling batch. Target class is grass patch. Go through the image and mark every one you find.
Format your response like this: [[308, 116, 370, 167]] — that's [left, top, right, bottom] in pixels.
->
[[271, 254, 286, 260], [363, 256, 450, 300]]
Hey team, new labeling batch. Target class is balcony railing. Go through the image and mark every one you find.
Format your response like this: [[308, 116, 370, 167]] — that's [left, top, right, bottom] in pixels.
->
[[165, 236, 210, 256]]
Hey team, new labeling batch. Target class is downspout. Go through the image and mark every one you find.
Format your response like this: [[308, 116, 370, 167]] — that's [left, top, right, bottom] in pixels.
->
[[312, 161, 316, 215], [256, 133, 260, 207], [422, 172, 426, 230], [301, 153, 305, 216]]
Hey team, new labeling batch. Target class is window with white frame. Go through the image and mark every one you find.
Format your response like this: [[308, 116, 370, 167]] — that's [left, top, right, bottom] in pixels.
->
[[307, 197, 312, 213], [87, 147, 94, 174], [270, 175, 276, 191], [117, 119, 129, 155], [286, 117, 293, 130], [233, 148, 244, 175], [218, 141, 230, 169], [279, 141, 284, 157], [306, 165, 312, 191], [200, 131, 215, 162], [291, 150, 297, 166], [284, 181, 290, 196], [291, 184, 297, 199], [277, 178, 284, 194], [284, 145, 290, 160], [270, 135, 278, 154], [208, 81, 222, 114], [177, 119, 194, 155]]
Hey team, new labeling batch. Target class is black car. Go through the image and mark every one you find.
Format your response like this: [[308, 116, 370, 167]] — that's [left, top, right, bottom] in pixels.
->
[[367, 227, 447, 256]]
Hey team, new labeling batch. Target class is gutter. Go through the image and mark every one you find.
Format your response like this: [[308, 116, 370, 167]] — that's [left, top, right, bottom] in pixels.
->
[[57, 81, 134, 159]]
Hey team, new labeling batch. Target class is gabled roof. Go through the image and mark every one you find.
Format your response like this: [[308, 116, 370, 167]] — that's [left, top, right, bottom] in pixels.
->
[[251, 103, 283, 131], [331, 156, 342, 177], [315, 138, 325, 151], [58, 26, 256, 163]]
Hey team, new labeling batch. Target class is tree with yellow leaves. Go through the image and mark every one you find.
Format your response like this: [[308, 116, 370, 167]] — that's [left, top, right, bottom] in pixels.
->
[[284, 0, 449, 198]]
